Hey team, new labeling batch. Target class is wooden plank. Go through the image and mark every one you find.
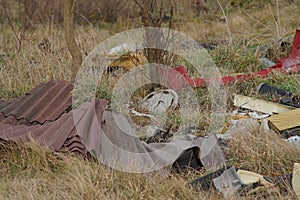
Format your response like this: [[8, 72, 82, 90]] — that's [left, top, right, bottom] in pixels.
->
[[233, 93, 294, 115], [268, 108, 300, 131]]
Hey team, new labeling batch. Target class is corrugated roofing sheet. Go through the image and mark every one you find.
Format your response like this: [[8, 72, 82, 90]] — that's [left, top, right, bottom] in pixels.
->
[[0, 80, 73, 124], [0, 90, 109, 155]]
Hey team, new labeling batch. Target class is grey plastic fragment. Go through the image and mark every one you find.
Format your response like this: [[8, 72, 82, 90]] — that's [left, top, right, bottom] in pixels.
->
[[259, 57, 276, 68], [213, 167, 243, 198]]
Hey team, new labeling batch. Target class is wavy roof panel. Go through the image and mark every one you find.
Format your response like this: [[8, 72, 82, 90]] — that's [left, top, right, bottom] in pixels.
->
[[0, 80, 73, 124]]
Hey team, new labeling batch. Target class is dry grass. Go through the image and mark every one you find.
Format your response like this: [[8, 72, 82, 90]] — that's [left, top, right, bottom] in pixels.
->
[[0, 141, 201, 200], [227, 127, 300, 176], [0, 0, 300, 199], [0, 139, 298, 200]]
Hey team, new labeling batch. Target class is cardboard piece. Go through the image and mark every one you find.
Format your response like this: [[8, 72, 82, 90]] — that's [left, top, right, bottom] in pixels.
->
[[233, 93, 294, 115], [268, 108, 300, 132]]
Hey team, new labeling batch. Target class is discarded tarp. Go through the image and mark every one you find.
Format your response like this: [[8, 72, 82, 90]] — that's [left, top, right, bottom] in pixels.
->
[[73, 98, 225, 172]]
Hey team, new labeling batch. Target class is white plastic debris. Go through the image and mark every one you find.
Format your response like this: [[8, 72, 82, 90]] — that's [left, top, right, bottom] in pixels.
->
[[130, 109, 158, 123], [141, 89, 179, 114], [145, 125, 161, 137], [248, 111, 270, 120], [108, 43, 142, 54], [287, 136, 300, 148]]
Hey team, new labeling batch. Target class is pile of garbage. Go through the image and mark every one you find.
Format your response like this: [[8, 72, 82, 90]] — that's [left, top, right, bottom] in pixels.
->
[[0, 29, 300, 198]]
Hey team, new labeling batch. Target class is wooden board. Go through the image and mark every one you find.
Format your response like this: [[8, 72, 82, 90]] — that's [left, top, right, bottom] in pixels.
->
[[233, 93, 294, 115], [268, 108, 300, 131]]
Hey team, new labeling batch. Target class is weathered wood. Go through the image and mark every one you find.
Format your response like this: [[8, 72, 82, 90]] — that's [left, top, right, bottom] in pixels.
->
[[64, 0, 82, 77], [268, 108, 300, 131], [233, 93, 294, 115], [293, 163, 300, 199]]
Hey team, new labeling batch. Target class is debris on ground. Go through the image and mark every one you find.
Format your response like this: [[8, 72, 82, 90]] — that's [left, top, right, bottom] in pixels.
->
[[161, 29, 300, 89], [268, 108, 300, 132], [287, 136, 300, 148], [1, 28, 300, 199], [193, 166, 275, 198], [256, 83, 292, 99], [217, 118, 259, 140], [233, 93, 294, 115], [212, 166, 244, 198], [140, 89, 178, 114], [258, 57, 276, 68], [293, 163, 300, 199]]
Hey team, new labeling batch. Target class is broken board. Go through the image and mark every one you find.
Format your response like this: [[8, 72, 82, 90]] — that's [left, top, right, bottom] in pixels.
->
[[268, 108, 300, 132], [293, 163, 300, 199], [233, 93, 294, 115]]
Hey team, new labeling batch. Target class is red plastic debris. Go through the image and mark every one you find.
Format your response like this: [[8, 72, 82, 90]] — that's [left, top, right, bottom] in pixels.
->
[[163, 29, 300, 89]]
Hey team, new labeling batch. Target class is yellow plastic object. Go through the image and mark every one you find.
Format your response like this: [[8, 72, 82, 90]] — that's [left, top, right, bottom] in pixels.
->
[[231, 115, 249, 120], [293, 163, 300, 199], [237, 170, 273, 187], [109, 52, 147, 71]]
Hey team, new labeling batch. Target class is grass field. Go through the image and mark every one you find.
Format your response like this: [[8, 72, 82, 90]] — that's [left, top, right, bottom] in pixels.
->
[[0, 0, 300, 199]]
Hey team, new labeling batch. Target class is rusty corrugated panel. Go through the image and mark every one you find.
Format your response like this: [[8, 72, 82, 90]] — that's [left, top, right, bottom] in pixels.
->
[[60, 134, 87, 155], [0, 112, 76, 152], [0, 80, 73, 124], [0, 113, 31, 125], [0, 98, 109, 155]]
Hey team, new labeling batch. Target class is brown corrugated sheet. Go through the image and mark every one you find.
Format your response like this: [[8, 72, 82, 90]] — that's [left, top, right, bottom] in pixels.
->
[[0, 80, 83, 154], [0, 88, 109, 155], [0, 80, 225, 171], [0, 80, 73, 124]]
